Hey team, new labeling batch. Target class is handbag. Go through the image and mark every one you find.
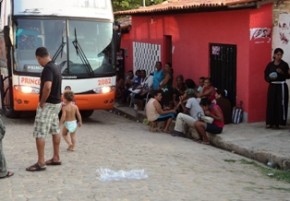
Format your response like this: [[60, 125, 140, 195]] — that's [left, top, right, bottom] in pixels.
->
[[200, 115, 214, 124], [232, 101, 243, 124]]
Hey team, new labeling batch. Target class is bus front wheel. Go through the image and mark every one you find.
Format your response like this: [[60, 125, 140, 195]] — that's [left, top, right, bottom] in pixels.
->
[[2, 106, 21, 118], [0, 91, 21, 118], [80, 110, 94, 118]]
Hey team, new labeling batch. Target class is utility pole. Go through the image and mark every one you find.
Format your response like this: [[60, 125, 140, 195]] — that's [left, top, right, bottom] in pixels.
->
[[143, 0, 154, 7]]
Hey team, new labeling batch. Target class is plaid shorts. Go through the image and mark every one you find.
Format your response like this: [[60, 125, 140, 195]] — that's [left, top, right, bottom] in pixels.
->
[[33, 103, 62, 138]]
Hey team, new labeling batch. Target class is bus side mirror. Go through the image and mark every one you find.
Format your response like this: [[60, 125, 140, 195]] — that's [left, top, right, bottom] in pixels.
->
[[113, 22, 121, 52], [4, 26, 12, 47]]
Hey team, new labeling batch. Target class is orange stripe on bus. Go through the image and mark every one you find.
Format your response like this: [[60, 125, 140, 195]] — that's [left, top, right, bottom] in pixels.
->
[[13, 88, 115, 111]]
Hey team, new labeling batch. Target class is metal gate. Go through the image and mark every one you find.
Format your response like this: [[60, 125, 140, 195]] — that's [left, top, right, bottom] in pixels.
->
[[209, 43, 237, 106]]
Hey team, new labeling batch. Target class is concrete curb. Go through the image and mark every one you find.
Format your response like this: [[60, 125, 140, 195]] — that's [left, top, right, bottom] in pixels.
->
[[112, 106, 290, 170], [209, 134, 290, 169]]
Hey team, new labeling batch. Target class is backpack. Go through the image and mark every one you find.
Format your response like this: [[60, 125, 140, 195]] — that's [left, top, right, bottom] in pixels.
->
[[232, 101, 243, 124]]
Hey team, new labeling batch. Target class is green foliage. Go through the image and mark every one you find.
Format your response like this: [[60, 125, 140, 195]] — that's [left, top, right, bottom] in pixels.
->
[[239, 159, 290, 184], [223, 159, 236, 163], [223, 158, 290, 184], [113, 0, 165, 12]]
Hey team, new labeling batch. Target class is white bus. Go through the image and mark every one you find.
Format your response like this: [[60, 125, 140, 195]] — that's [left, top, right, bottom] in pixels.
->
[[0, 0, 117, 117]]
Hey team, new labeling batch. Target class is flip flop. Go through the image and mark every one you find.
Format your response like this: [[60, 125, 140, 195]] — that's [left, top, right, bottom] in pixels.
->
[[192, 138, 201, 142], [0, 171, 14, 179], [196, 140, 210, 145], [201, 141, 210, 145], [26, 163, 46, 172], [162, 130, 171, 134], [45, 159, 62, 166]]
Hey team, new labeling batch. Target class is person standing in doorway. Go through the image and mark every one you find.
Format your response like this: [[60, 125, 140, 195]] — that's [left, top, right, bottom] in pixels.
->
[[160, 63, 174, 108], [264, 48, 290, 129], [26, 47, 62, 171]]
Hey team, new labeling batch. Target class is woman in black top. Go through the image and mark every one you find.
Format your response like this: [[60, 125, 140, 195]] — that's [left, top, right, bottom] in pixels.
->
[[160, 63, 173, 108]]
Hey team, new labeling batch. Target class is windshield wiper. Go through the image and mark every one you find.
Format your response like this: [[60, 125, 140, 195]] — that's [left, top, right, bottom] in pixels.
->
[[52, 36, 66, 62], [72, 28, 94, 75]]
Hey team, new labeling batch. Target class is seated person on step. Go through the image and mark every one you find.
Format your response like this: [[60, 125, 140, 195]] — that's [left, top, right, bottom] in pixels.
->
[[134, 70, 153, 110], [172, 75, 187, 113], [215, 88, 232, 124], [126, 70, 142, 105], [122, 70, 134, 104], [145, 90, 177, 133], [172, 88, 204, 138], [194, 98, 224, 145], [197, 77, 216, 102], [128, 69, 142, 94]]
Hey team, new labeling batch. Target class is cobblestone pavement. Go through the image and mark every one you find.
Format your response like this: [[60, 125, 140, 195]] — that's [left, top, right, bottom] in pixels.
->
[[0, 110, 290, 201], [114, 105, 290, 170]]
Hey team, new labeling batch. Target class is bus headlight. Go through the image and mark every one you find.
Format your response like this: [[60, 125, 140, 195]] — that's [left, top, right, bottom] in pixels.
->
[[93, 86, 112, 94], [15, 86, 40, 94]]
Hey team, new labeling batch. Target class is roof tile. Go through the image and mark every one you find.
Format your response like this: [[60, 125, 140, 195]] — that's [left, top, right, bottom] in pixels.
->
[[115, 0, 266, 15]]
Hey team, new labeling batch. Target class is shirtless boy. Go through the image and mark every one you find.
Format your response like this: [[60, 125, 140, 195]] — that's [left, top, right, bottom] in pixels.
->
[[60, 90, 82, 151]]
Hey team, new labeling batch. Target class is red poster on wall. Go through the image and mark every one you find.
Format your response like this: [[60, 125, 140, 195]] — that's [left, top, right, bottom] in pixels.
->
[[250, 27, 271, 44]]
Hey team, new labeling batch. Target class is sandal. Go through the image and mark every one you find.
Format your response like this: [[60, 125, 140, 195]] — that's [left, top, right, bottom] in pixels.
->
[[45, 159, 62, 166], [0, 171, 14, 179], [196, 140, 210, 145], [26, 163, 46, 172], [266, 125, 272, 129], [201, 141, 210, 145], [162, 129, 171, 134], [149, 127, 160, 132]]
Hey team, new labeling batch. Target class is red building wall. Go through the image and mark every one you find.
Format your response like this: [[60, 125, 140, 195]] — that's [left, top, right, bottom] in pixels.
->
[[248, 4, 272, 122], [120, 4, 272, 122]]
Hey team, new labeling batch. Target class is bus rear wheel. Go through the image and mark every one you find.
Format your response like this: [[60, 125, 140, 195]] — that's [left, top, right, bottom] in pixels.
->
[[80, 110, 94, 118]]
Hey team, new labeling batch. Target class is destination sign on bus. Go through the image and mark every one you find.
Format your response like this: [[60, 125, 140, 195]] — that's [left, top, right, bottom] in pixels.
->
[[19, 76, 40, 87], [14, 0, 113, 19]]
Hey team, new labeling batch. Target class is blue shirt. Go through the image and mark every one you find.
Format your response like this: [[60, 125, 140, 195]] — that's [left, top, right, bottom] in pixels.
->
[[153, 69, 164, 90]]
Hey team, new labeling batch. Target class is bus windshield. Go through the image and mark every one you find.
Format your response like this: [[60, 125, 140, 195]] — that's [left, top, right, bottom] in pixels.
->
[[14, 18, 115, 77]]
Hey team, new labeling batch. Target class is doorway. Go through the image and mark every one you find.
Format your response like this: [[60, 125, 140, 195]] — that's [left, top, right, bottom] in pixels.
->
[[164, 35, 172, 65], [209, 43, 237, 106]]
